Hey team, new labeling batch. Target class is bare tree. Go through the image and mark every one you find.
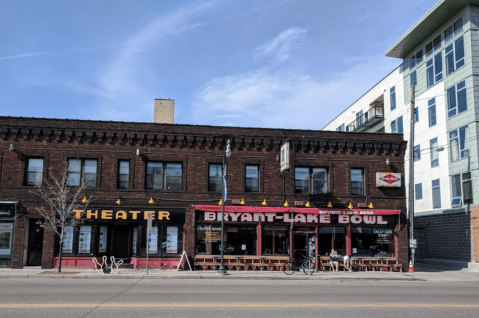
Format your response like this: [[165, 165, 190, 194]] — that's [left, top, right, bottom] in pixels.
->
[[31, 165, 91, 272]]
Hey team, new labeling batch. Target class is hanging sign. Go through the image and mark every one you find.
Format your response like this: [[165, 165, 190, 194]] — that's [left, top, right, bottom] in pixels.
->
[[376, 172, 401, 187], [280, 142, 290, 172]]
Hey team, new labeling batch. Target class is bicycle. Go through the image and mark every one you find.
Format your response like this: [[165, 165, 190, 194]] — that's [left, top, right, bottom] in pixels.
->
[[283, 256, 315, 275]]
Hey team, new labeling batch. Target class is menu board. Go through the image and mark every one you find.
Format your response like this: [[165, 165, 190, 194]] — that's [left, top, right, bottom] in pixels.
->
[[78, 226, 91, 254], [374, 228, 393, 244], [148, 227, 158, 254], [132, 227, 138, 254], [62, 227, 74, 254], [166, 226, 178, 253], [0, 223, 13, 255], [98, 226, 107, 253]]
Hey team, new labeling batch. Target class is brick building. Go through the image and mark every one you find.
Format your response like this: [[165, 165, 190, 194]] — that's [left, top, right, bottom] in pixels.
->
[[0, 116, 407, 270]]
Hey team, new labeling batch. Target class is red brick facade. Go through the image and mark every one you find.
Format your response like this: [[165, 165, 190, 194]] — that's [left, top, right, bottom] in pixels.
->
[[0, 116, 407, 269]]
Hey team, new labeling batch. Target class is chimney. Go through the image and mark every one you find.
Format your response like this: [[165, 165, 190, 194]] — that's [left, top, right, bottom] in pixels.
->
[[154, 99, 174, 124]]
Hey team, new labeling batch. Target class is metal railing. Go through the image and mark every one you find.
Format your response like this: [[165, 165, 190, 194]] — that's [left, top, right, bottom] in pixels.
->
[[346, 105, 384, 132]]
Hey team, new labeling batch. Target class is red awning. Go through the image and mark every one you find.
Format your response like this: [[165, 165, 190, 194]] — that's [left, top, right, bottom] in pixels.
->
[[193, 205, 400, 215]]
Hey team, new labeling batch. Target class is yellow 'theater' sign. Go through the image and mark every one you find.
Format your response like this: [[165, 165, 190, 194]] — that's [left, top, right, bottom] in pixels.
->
[[74, 209, 170, 221]]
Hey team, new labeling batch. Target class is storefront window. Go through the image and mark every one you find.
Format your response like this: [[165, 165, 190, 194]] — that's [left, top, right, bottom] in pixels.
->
[[140, 224, 183, 256], [262, 226, 288, 255], [0, 223, 14, 255], [196, 225, 222, 255], [195, 224, 257, 255], [351, 227, 394, 257], [318, 227, 345, 256]]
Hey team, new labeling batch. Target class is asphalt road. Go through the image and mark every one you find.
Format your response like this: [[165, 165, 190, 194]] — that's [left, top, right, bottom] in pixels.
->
[[0, 277, 478, 317]]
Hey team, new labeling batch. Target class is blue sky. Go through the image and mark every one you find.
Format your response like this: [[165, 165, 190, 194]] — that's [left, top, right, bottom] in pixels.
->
[[0, 0, 437, 130]]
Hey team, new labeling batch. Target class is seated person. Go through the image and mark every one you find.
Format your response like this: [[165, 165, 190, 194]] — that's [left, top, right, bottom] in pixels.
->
[[329, 249, 339, 272]]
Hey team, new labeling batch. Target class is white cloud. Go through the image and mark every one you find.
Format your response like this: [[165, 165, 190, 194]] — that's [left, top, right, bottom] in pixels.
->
[[253, 28, 307, 62], [192, 56, 400, 130]]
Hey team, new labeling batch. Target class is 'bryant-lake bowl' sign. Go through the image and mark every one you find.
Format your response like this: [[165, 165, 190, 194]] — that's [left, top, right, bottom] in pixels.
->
[[203, 212, 392, 225]]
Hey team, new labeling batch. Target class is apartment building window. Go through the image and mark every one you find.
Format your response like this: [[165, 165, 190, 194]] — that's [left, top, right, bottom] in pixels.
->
[[447, 80, 467, 118], [428, 97, 437, 127], [444, 18, 463, 43], [449, 125, 469, 161], [67, 159, 97, 188], [409, 50, 423, 69], [426, 52, 443, 87], [410, 71, 417, 86], [208, 163, 222, 192], [445, 36, 465, 75], [413, 145, 421, 162], [432, 179, 441, 209], [118, 160, 130, 189], [26, 158, 44, 186], [425, 35, 442, 57], [390, 86, 396, 110], [295, 167, 328, 194], [336, 123, 345, 131], [451, 172, 473, 206], [351, 168, 364, 195], [356, 110, 364, 126], [415, 183, 423, 200], [430, 138, 439, 167], [414, 107, 419, 123], [245, 165, 259, 192], [391, 116, 403, 134], [146, 162, 182, 190]]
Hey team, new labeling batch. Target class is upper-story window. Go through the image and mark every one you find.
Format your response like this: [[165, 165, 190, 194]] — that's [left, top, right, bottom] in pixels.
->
[[413, 145, 421, 162], [445, 36, 464, 75], [208, 163, 222, 192], [428, 97, 437, 127], [295, 167, 328, 195], [444, 18, 463, 43], [447, 80, 467, 118], [409, 50, 423, 69], [425, 35, 442, 57], [426, 52, 443, 87], [449, 125, 469, 161], [410, 71, 417, 87], [245, 165, 259, 192], [414, 107, 419, 123], [67, 159, 97, 188], [432, 179, 441, 209], [118, 160, 130, 189], [391, 115, 403, 134], [350, 168, 364, 196], [430, 138, 439, 168], [415, 183, 423, 200], [451, 172, 473, 206], [390, 86, 396, 110], [146, 162, 182, 190], [26, 158, 44, 186], [336, 123, 345, 131]]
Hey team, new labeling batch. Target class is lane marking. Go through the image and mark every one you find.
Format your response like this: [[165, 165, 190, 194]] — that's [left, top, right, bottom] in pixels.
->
[[1, 303, 479, 308]]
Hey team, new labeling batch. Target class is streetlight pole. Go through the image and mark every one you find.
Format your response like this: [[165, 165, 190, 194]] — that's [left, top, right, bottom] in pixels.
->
[[218, 139, 231, 274]]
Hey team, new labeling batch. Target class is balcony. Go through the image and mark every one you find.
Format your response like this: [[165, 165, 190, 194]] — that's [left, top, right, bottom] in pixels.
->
[[346, 105, 384, 132]]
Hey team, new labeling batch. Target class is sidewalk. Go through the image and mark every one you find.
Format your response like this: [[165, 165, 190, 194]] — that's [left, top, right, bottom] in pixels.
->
[[1, 266, 478, 281]]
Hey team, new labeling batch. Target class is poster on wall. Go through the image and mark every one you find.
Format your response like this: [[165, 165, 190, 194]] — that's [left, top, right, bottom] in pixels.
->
[[98, 226, 108, 253], [166, 226, 178, 253], [148, 227, 158, 254], [132, 227, 138, 254], [78, 226, 91, 254], [0, 223, 13, 255], [62, 227, 74, 254]]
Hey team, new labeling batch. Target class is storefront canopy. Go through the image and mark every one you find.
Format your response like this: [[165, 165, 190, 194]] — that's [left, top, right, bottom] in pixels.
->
[[193, 205, 400, 215]]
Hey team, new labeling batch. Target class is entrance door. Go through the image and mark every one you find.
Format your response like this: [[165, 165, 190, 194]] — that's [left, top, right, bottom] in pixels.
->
[[111, 225, 130, 259], [293, 233, 312, 260], [27, 219, 44, 266]]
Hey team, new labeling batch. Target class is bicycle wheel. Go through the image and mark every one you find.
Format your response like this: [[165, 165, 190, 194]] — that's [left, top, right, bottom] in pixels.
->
[[283, 261, 295, 275], [302, 261, 315, 275]]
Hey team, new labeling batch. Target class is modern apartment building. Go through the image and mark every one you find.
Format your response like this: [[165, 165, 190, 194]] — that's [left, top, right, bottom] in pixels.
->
[[323, 0, 479, 270]]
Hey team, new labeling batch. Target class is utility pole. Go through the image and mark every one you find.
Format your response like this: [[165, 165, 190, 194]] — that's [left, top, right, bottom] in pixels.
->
[[408, 84, 416, 270]]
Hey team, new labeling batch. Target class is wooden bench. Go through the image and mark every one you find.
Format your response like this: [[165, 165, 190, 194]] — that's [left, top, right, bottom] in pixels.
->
[[194, 255, 289, 270]]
